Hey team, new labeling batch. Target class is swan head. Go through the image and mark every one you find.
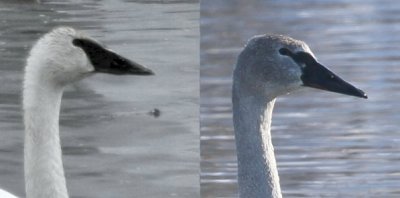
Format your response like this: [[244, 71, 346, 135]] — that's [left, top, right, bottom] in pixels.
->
[[234, 34, 367, 99], [25, 27, 153, 87]]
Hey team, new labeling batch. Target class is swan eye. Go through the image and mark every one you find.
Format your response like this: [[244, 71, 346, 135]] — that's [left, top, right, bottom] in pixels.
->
[[279, 48, 291, 56], [72, 39, 84, 47]]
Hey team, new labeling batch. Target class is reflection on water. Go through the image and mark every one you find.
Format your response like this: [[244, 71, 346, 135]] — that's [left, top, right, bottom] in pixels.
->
[[0, 0, 199, 197], [201, 0, 400, 197]]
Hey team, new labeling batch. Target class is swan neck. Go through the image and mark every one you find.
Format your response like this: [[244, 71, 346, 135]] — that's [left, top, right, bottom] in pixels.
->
[[232, 88, 282, 198], [23, 78, 68, 198]]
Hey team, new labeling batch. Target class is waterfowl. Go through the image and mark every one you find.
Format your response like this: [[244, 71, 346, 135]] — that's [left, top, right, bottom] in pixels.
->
[[232, 34, 366, 198], [1, 27, 153, 198]]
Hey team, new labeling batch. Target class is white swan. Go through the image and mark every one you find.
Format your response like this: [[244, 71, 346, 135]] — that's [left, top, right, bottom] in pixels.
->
[[232, 34, 367, 198], [1, 27, 154, 198]]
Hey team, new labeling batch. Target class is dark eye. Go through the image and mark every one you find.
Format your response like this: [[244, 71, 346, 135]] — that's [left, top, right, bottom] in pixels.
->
[[72, 39, 84, 47], [279, 48, 291, 56]]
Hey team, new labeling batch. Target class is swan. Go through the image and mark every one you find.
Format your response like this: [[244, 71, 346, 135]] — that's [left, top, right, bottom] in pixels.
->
[[1, 27, 154, 198], [232, 34, 367, 198]]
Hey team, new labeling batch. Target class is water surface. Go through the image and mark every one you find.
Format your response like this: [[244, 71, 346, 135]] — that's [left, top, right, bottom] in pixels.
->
[[201, 0, 400, 197], [0, 0, 199, 197]]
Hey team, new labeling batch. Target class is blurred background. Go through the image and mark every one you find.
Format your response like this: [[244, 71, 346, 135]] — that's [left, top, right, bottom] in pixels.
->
[[0, 0, 199, 197], [201, 0, 400, 197]]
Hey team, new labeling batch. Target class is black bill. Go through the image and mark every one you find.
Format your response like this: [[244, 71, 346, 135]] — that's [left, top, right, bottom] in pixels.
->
[[279, 48, 367, 99], [73, 38, 154, 75]]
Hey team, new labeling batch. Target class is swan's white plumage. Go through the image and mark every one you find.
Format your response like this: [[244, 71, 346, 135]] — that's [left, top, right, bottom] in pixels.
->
[[0, 189, 18, 198], [7, 26, 155, 198], [23, 27, 96, 198], [1, 24, 153, 197], [24, 27, 94, 90]]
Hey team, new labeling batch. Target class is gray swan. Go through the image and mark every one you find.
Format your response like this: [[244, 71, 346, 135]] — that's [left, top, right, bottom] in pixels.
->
[[232, 34, 367, 198]]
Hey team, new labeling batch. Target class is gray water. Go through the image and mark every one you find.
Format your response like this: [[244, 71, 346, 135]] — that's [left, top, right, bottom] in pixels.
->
[[0, 0, 199, 197], [201, 0, 400, 197]]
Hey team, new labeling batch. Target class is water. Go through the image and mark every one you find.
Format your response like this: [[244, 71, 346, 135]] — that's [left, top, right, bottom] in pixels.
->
[[0, 0, 199, 197], [201, 0, 400, 197]]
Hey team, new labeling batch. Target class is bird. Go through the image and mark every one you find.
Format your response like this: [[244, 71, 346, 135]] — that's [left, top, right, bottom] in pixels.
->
[[0, 27, 154, 198], [232, 34, 367, 198]]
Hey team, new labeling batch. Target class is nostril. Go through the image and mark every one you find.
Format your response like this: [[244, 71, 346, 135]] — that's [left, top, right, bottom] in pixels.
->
[[279, 48, 291, 56]]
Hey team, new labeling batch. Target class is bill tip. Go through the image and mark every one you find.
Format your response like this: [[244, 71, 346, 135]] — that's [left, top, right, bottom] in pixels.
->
[[357, 90, 368, 99]]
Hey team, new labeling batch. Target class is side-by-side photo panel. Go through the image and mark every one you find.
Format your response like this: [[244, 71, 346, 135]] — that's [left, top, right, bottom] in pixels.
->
[[201, 0, 396, 197], [2, 0, 400, 198], [0, 0, 199, 197]]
